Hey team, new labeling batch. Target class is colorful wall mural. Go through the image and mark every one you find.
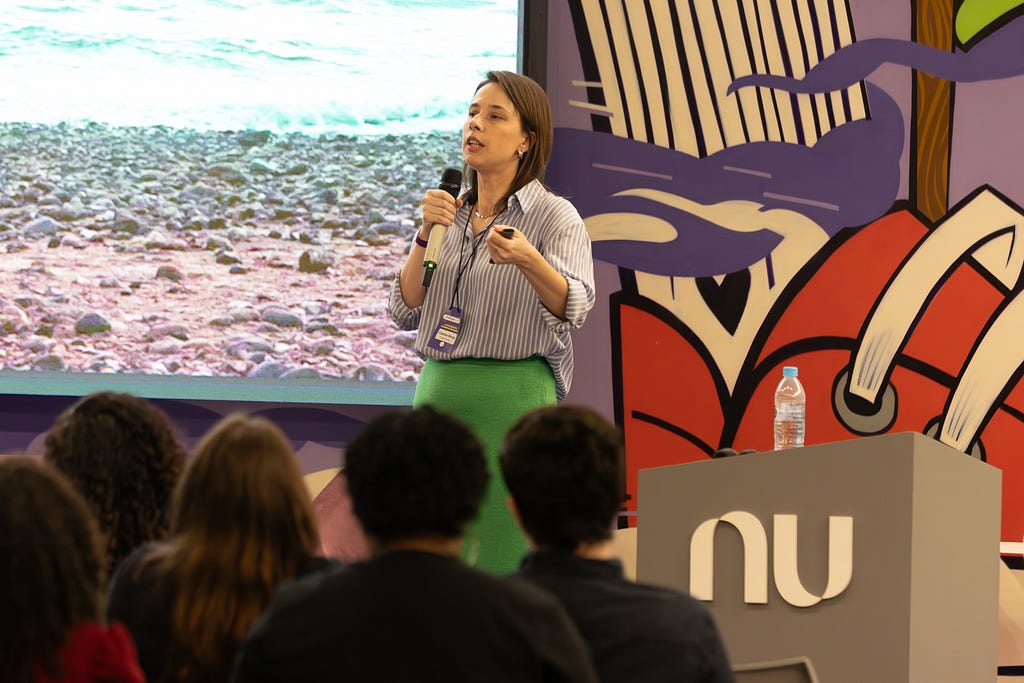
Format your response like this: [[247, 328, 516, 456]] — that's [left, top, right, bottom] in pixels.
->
[[544, 0, 1024, 674]]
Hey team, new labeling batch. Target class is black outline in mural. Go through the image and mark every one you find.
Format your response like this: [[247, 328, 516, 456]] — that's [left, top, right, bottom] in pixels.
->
[[567, 1, 612, 135]]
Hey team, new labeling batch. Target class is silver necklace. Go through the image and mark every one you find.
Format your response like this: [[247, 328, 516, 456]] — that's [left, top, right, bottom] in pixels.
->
[[474, 205, 500, 220]]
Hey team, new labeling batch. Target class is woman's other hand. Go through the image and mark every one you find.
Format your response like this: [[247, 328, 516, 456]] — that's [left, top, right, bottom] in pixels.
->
[[486, 225, 534, 265]]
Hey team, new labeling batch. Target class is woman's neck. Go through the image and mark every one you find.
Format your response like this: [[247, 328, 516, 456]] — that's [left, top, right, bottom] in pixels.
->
[[475, 170, 516, 216]]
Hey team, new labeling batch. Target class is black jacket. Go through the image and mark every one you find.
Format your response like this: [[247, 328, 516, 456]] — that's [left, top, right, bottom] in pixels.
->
[[230, 550, 598, 683], [516, 551, 735, 683]]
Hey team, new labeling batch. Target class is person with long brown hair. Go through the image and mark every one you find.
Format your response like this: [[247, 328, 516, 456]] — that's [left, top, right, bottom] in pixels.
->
[[105, 414, 331, 683], [44, 391, 187, 575], [0, 456, 145, 683], [390, 70, 596, 572]]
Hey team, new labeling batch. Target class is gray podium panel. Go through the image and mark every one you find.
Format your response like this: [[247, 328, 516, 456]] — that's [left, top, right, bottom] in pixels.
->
[[637, 432, 1000, 683]]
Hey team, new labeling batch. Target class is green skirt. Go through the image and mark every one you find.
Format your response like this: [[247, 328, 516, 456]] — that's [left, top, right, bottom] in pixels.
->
[[414, 356, 556, 573]]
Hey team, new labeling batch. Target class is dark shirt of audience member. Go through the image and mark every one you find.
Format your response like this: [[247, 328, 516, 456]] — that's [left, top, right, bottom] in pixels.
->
[[106, 414, 333, 683], [43, 391, 186, 575], [0, 456, 145, 683], [231, 406, 599, 683], [501, 405, 736, 683]]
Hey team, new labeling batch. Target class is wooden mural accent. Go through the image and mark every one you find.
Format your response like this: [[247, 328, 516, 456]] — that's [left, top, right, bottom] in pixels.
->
[[911, 0, 955, 222]]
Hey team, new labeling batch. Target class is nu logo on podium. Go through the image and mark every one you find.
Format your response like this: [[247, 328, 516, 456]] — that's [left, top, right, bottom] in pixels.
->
[[689, 511, 853, 607]]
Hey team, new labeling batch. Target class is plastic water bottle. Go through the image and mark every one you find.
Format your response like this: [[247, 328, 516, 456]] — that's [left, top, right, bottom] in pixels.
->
[[774, 366, 805, 450]]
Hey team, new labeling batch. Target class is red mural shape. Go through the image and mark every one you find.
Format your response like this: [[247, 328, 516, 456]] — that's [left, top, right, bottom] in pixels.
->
[[617, 209, 1024, 543]]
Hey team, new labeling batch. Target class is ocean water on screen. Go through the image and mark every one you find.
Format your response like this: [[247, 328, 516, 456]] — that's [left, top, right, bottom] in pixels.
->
[[0, 0, 518, 134]]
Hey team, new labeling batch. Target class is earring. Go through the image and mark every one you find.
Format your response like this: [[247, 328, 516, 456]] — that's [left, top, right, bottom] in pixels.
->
[[518, 150, 525, 160]]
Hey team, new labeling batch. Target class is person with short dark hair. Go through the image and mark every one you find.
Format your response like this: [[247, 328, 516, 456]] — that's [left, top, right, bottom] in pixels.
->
[[0, 456, 145, 683], [44, 391, 186, 574], [106, 414, 331, 683], [231, 406, 599, 683], [502, 405, 735, 683]]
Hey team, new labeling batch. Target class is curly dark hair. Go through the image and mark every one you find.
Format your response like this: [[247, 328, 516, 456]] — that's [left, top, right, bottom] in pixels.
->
[[0, 456, 105, 683], [344, 406, 489, 543], [500, 404, 625, 551], [43, 391, 186, 573]]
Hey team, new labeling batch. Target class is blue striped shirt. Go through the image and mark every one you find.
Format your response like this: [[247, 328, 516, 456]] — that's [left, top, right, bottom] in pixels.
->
[[389, 179, 596, 401]]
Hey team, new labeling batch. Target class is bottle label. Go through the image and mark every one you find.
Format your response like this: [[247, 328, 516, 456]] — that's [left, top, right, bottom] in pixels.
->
[[774, 401, 805, 449], [775, 403, 805, 421]]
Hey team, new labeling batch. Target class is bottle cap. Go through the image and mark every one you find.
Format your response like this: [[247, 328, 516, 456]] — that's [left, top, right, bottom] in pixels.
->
[[783, 366, 798, 377]]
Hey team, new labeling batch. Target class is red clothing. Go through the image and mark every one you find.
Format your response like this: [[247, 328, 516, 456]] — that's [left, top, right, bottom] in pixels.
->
[[35, 622, 145, 683]]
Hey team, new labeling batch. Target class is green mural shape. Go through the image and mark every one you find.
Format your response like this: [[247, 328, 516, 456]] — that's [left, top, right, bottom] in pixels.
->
[[956, 0, 1024, 43]]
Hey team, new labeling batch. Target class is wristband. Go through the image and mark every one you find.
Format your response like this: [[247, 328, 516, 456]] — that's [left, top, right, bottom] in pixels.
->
[[414, 234, 429, 248]]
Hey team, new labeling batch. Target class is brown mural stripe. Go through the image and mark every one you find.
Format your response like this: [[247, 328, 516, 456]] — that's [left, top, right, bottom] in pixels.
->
[[911, 0, 954, 222]]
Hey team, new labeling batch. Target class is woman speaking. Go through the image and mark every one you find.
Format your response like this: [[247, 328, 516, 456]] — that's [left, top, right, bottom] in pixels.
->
[[389, 70, 595, 573]]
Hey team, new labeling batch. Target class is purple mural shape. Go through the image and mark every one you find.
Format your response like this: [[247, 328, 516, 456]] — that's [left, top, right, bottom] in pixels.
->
[[550, 81, 902, 278], [730, 15, 1024, 96]]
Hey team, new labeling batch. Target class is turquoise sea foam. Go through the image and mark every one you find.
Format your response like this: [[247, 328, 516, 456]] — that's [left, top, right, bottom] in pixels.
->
[[0, 0, 518, 134]]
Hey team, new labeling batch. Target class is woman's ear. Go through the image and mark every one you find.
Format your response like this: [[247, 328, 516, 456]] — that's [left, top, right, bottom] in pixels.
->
[[520, 130, 535, 155]]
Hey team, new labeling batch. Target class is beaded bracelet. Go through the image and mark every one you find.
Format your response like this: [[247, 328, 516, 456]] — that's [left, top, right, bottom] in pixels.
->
[[415, 234, 429, 248]]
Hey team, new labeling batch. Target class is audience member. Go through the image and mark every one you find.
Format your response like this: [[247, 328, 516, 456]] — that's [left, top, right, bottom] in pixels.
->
[[501, 405, 735, 683], [106, 414, 331, 683], [231, 406, 598, 683], [44, 391, 186, 574], [0, 456, 145, 683]]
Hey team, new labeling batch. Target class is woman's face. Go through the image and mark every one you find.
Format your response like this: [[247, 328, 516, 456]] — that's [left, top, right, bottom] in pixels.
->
[[462, 82, 528, 176]]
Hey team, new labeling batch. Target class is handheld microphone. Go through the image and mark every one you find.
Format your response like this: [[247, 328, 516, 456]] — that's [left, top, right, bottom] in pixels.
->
[[422, 167, 463, 287]]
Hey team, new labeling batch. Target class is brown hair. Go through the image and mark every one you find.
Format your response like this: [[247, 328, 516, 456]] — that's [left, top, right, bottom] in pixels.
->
[[463, 70, 553, 212], [0, 456, 105, 683], [44, 391, 186, 574], [153, 414, 319, 682]]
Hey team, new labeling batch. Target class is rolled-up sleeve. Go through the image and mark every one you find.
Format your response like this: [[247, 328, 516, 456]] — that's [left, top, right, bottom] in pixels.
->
[[388, 273, 421, 331], [537, 215, 596, 332]]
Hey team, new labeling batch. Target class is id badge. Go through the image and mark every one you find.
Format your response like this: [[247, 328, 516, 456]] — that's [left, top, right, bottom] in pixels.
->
[[427, 306, 463, 352]]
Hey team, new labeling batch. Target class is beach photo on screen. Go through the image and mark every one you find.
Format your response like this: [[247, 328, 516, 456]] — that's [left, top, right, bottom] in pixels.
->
[[0, 0, 518, 403]]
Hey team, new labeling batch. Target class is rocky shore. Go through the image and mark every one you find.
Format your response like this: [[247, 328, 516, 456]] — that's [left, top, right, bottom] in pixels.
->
[[0, 122, 461, 384]]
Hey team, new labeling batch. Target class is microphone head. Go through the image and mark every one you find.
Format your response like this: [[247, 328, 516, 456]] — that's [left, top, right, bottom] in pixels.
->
[[439, 167, 462, 198]]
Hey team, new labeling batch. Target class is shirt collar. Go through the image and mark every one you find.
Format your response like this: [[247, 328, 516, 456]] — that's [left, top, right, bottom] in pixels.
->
[[509, 178, 543, 215], [461, 179, 542, 237], [519, 549, 626, 580]]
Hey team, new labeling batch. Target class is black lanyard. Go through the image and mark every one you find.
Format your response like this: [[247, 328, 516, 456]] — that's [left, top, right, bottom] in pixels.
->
[[449, 210, 502, 310]]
